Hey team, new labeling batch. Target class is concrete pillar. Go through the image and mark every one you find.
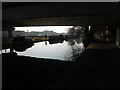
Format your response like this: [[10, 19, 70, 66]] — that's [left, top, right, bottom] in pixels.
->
[[9, 27, 15, 53], [3, 26, 15, 53], [8, 30, 13, 39], [116, 26, 120, 48], [2, 26, 15, 38]]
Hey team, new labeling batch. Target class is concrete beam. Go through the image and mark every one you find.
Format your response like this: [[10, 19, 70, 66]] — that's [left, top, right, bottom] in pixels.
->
[[3, 15, 120, 27], [2, 26, 15, 31]]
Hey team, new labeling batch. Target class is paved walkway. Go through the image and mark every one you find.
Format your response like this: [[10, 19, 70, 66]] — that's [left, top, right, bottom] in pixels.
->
[[45, 43, 120, 89], [87, 43, 118, 49]]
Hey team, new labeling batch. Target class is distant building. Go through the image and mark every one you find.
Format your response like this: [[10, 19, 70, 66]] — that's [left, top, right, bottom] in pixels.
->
[[13, 31, 26, 37], [13, 30, 68, 37]]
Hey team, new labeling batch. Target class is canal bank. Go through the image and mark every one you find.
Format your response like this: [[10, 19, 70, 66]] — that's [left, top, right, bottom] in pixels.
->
[[3, 53, 73, 89], [3, 42, 120, 89], [45, 42, 120, 88]]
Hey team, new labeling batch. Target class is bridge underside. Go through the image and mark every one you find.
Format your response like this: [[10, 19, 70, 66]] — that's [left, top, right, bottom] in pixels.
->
[[2, 2, 120, 48], [3, 14, 120, 27], [2, 2, 120, 27]]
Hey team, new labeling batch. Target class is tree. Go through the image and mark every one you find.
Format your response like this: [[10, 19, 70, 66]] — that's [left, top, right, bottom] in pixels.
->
[[67, 26, 85, 39]]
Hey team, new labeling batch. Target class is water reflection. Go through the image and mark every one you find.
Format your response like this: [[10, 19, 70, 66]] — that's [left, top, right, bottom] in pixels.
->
[[48, 35, 64, 44], [45, 41, 47, 45], [13, 44, 34, 52], [2, 36, 85, 61], [49, 39, 64, 44], [16, 39, 84, 61], [13, 36, 34, 52], [66, 39, 84, 61]]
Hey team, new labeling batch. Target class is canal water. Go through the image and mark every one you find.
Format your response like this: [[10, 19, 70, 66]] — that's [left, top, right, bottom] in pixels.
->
[[2, 39, 85, 61], [16, 39, 84, 61]]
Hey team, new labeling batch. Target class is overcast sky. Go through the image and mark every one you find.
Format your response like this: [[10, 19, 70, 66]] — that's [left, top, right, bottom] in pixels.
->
[[15, 26, 73, 33]]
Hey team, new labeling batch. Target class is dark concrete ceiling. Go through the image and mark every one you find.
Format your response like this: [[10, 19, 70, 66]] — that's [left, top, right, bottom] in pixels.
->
[[2, 2, 120, 26], [3, 15, 120, 26]]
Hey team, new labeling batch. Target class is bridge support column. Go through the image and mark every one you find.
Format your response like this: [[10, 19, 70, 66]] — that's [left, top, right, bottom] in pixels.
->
[[3, 26, 15, 53], [116, 26, 120, 48]]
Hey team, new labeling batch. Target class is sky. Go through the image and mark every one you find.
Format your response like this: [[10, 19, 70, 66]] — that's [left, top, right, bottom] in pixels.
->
[[15, 26, 73, 33]]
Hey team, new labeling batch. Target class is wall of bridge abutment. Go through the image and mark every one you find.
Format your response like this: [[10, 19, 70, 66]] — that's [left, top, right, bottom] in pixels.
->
[[2, 26, 15, 53], [2, 26, 15, 39]]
